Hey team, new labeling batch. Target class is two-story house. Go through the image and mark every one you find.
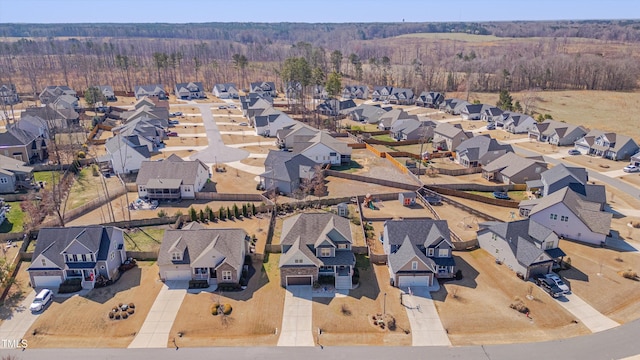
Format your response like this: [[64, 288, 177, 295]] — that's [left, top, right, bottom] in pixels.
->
[[98, 85, 117, 101], [27, 226, 127, 289], [415, 91, 444, 108], [0, 84, 20, 105], [528, 119, 588, 146], [574, 130, 639, 161], [134, 84, 167, 100], [39, 85, 76, 104], [432, 122, 473, 151], [254, 111, 296, 137], [101, 134, 152, 174], [0, 154, 34, 193], [482, 153, 547, 185], [135, 155, 210, 200], [383, 219, 455, 288], [213, 83, 239, 99], [503, 112, 537, 134], [260, 150, 318, 195], [371, 86, 393, 102], [0, 126, 48, 164], [480, 106, 503, 122], [388, 88, 415, 105], [391, 119, 437, 141], [477, 219, 565, 279], [294, 131, 352, 165], [341, 85, 369, 100], [279, 213, 356, 289], [276, 122, 319, 149], [454, 135, 513, 168], [250, 81, 277, 97], [316, 99, 356, 117], [158, 225, 249, 285], [174, 82, 206, 99]]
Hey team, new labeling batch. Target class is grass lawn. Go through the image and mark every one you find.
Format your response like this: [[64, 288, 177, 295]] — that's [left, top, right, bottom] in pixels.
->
[[467, 190, 529, 201], [123, 227, 165, 252], [372, 134, 396, 142], [65, 167, 122, 211], [0, 202, 25, 233], [33, 171, 61, 190]]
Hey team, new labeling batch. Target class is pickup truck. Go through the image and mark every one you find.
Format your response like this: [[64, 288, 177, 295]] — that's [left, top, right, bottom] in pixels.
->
[[536, 276, 564, 298]]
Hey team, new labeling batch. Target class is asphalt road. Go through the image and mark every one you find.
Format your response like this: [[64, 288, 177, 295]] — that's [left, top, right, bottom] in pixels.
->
[[4, 317, 640, 360], [188, 103, 249, 164]]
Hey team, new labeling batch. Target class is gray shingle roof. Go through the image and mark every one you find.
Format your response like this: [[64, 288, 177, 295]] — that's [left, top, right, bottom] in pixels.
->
[[0, 153, 33, 175], [384, 219, 452, 248], [136, 156, 208, 187], [261, 150, 318, 182], [477, 219, 556, 266], [455, 135, 513, 162], [388, 236, 435, 273], [541, 164, 588, 187], [105, 134, 152, 159]]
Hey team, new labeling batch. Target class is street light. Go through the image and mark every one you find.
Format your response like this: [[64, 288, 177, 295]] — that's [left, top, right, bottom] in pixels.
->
[[383, 292, 387, 318]]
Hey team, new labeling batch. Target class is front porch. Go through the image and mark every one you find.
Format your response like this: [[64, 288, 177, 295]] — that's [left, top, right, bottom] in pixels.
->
[[193, 267, 219, 286], [319, 265, 353, 290], [65, 268, 96, 289]]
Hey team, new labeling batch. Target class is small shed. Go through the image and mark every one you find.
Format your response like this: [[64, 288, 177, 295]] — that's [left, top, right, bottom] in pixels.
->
[[337, 202, 349, 217], [399, 192, 416, 206]]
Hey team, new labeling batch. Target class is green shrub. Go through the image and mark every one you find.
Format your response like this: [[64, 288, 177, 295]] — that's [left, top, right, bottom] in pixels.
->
[[174, 210, 183, 218], [351, 217, 361, 226], [58, 278, 82, 294], [199, 209, 206, 222], [157, 209, 167, 218], [222, 303, 232, 315], [189, 207, 198, 222]]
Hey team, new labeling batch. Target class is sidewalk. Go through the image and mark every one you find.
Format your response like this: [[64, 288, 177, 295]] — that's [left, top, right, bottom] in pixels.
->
[[556, 293, 619, 333]]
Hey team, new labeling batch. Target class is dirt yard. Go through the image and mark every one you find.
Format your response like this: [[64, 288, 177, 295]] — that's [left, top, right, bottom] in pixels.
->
[[65, 168, 122, 211], [561, 154, 629, 173], [172, 125, 206, 135], [212, 167, 262, 194], [433, 249, 590, 345], [621, 173, 640, 188], [175, 115, 203, 124], [222, 133, 265, 145], [168, 255, 285, 346], [326, 176, 415, 198], [312, 261, 412, 346], [361, 199, 432, 220], [151, 150, 195, 161], [164, 137, 209, 147], [242, 145, 277, 154], [240, 157, 266, 167], [558, 240, 640, 324], [23, 262, 163, 348]]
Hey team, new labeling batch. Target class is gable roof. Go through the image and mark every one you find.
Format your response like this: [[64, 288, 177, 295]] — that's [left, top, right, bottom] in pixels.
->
[[105, 134, 151, 159], [293, 131, 351, 155], [384, 219, 452, 248], [213, 83, 238, 93], [478, 219, 555, 266], [455, 135, 513, 161], [434, 122, 470, 139], [541, 164, 588, 187], [136, 157, 208, 186], [483, 152, 546, 177], [388, 236, 435, 272], [261, 150, 318, 182]]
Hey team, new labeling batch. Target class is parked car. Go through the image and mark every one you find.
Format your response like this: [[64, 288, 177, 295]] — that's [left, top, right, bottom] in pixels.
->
[[30, 289, 53, 312], [544, 273, 570, 294], [166, 131, 178, 137], [425, 195, 443, 206], [492, 191, 511, 200], [239, 122, 248, 126], [568, 149, 581, 155], [218, 105, 227, 109], [228, 104, 237, 109], [536, 276, 564, 298], [168, 120, 180, 125], [169, 112, 176, 117], [486, 123, 496, 130], [174, 111, 183, 116], [623, 164, 639, 173]]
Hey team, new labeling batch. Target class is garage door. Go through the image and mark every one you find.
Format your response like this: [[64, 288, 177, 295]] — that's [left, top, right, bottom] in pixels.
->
[[33, 276, 62, 288], [398, 275, 430, 288], [164, 270, 192, 281], [286, 276, 312, 286]]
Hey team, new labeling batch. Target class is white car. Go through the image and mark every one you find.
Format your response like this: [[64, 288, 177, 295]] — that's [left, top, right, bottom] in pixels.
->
[[623, 165, 639, 173], [30, 289, 53, 312], [544, 273, 570, 294]]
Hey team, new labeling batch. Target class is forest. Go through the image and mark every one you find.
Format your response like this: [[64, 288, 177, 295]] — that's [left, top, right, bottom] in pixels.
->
[[1, 20, 640, 97]]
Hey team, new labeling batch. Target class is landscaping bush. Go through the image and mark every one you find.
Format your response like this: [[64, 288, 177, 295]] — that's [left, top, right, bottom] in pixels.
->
[[455, 269, 463, 280], [218, 283, 241, 291], [118, 303, 123, 307], [318, 275, 334, 285], [127, 308, 135, 315], [58, 278, 82, 294], [189, 207, 198, 222], [112, 306, 119, 312], [115, 313, 121, 320], [621, 270, 639, 280], [128, 303, 135, 309], [109, 312, 115, 319], [157, 209, 167, 218], [351, 217, 361, 226], [222, 303, 232, 315], [122, 312, 128, 319], [211, 303, 220, 316], [341, 304, 352, 316]]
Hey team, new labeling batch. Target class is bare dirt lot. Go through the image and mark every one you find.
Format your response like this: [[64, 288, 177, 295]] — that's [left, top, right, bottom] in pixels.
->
[[239, 157, 266, 167], [346, 149, 420, 185], [24, 262, 163, 348], [312, 261, 412, 346], [212, 167, 262, 194], [361, 199, 431, 220], [174, 115, 203, 124], [168, 255, 284, 347], [164, 137, 208, 147], [326, 176, 415, 198], [433, 249, 590, 345]]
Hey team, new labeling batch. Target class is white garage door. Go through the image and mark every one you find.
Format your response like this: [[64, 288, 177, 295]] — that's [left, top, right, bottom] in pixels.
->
[[398, 275, 430, 288], [164, 270, 192, 281], [33, 276, 62, 288]]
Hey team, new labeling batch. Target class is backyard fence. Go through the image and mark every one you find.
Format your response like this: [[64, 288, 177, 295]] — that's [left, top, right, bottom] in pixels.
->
[[126, 250, 159, 261], [324, 170, 420, 191], [425, 185, 520, 208]]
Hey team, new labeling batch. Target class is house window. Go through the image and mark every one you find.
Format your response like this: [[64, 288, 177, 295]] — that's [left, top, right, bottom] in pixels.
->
[[222, 271, 232, 281], [110, 252, 115, 261], [438, 249, 448, 257], [338, 244, 348, 249], [411, 261, 418, 270], [330, 152, 337, 156], [544, 242, 554, 250], [320, 248, 331, 257], [561, 215, 569, 222], [172, 252, 182, 261], [81, 254, 87, 262], [41, 259, 46, 266], [139, 186, 144, 191], [0, 178, 7, 184], [294, 259, 303, 264], [492, 233, 497, 240], [427, 248, 434, 257], [550, 214, 557, 220]]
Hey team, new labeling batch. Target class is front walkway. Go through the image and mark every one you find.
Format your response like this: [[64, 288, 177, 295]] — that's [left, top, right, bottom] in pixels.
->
[[401, 287, 451, 346], [277, 285, 314, 347], [556, 293, 620, 333], [128, 281, 187, 348], [0, 290, 38, 342]]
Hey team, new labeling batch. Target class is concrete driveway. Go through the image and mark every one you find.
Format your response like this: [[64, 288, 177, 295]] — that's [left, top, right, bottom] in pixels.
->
[[0, 290, 38, 342], [128, 281, 187, 348], [556, 293, 619, 333], [402, 287, 451, 346], [277, 286, 314, 347], [189, 104, 249, 164]]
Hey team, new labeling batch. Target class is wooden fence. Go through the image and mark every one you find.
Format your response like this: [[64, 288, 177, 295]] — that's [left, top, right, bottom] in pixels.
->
[[324, 170, 419, 191], [0, 239, 30, 304], [365, 143, 384, 157], [194, 192, 268, 202], [126, 250, 159, 261], [348, 143, 367, 149], [419, 187, 503, 223], [452, 239, 479, 250], [436, 183, 527, 192], [432, 167, 483, 176], [364, 138, 421, 146], [425, 185, 520, 208], [385, 154, 408, 174], [87, 124, 114, 145]]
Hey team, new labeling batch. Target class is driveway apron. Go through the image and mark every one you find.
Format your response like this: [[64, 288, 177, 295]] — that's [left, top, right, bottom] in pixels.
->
[[0, 290, 38, 341], [277, 285, 314, 346], [402, 288, 451, 346], [556, 293, 619, 333]]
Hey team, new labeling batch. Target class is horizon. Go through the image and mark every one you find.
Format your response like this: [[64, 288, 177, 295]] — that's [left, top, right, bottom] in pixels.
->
[[1, 0, 638, 24]]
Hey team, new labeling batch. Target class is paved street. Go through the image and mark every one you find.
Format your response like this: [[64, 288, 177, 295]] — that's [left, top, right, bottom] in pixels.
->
[[556, 293, 620, 333], [401, 287, 451, 346], [189, 103, 249, 164], [277, 286, 314, 347], [128, 281, 187, 348]]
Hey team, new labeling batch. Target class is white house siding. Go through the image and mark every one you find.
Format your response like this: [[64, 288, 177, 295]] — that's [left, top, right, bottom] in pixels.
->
[[301, 143, 341, 165], [477, 232, 527, 275], [180, 185, 195, 199], [530, 203, 607, 245], [110, 147, 146, 174]]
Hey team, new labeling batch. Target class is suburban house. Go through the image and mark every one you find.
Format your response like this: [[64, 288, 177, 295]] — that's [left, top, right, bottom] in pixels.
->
[[341, 85, 369, 99], [0, 154, 34, 193], [460, 104, 485, 120], [254, 111, 296, 137], [631, 151, 640, 166], [574, 130, 639, 160], [174, 82, 206, 99], [503, 112, 537, 134], [518, 187, 612, 245], [276, 122, 319, 149], [121, 98, 169, 126], [455, 135, 514, 168], [371, 86, 394, 102], [349, 104, 390, 124], [240, 94, 275, 119], [212, 83, 239, 99], [480, 106, 503, 122], [477, 219, 565, 279], [432, 123, 473, 151], [23, 104, 79, 129], [158, 227, 249, 285], [377, 109, 418, 130], [528, 119, 588, 146], [135, 155, 210, 200], [382, 219, 455, 288], [293, 131, 352, 165], [134, 84, 167, 100], [440, 98, 470, 115], [0, 84, 19, 105], [112, 117, 167, 149], [101, 134, 152, 174], [316, 99, 356, 116], [285, 81, 302, 101], [260, 150, 318, 195], [250, 81, 277, 97], [98, 85, 117, 101], [312, 84, 328, 100], [14, 114, 50, 140], [0, 127, 48, 164], [415, 91, 444, 108], [390, 119, 436, 141], [39, 86, 77, 104], [526, 164, 586, 196], [279, 212, 356, 289], [482, 153, 547, 184], [388, 88, 415, 105], [27, 226, 127, 289]]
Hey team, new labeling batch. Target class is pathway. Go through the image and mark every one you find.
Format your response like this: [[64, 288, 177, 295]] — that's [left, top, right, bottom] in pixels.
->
[[225, 160, 264, 175], [401, 287, 451, 346], [128, 281, 187, 348], [277, 286, 314, 347], [0, 290, 38, 342], [556, 293, 620, 333]]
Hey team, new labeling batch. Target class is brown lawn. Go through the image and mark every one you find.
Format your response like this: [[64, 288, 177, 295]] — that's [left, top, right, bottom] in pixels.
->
[[212, 167, 262, 194], [24, 262, 163, 348], [362, 199, 431, 220], [65, 168, 122, 211], [151, 150, 195, 161], [172, 125, 206, 135], [175, 116, 203, 124], [168, 255, 284, 346], [222, 133, 266, 145], [561, 154, 629, 172], [242, 145, 277, 154], [620, 173, 640, 188], [240, 157, 266, 167], [164, 137, 208, 147], [326, 176, 414, 198], [312, 262, 411, 346], [558, 240, 640, 324], [433, 249, 590, 345]]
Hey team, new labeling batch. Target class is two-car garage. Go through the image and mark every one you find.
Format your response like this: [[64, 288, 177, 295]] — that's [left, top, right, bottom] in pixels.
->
[[397, 274, 432, 288], [285, 276, 313, 286], [32, 275, 63, 288], [163, 270, 192, 281]]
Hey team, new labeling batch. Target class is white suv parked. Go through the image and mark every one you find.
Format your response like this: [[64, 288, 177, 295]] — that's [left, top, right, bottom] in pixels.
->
[[30, 289, 53, 312]]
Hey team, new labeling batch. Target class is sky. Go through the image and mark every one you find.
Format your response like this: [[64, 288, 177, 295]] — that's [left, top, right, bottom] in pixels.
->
[[0, 0, 638, 23]]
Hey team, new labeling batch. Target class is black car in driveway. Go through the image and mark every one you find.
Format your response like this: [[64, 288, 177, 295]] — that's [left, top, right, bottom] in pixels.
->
[[536, 276, 564, 298]]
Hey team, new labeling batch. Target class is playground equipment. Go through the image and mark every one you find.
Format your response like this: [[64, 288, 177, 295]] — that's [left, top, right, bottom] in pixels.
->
[[363, 193, 376, 210]]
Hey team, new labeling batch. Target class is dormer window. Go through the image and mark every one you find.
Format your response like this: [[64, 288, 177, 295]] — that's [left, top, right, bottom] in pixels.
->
[[172, 252, 182, 261], [427, 248, 434, 257], [320, 248, 331, 257], [411, 261, 418, 270]]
